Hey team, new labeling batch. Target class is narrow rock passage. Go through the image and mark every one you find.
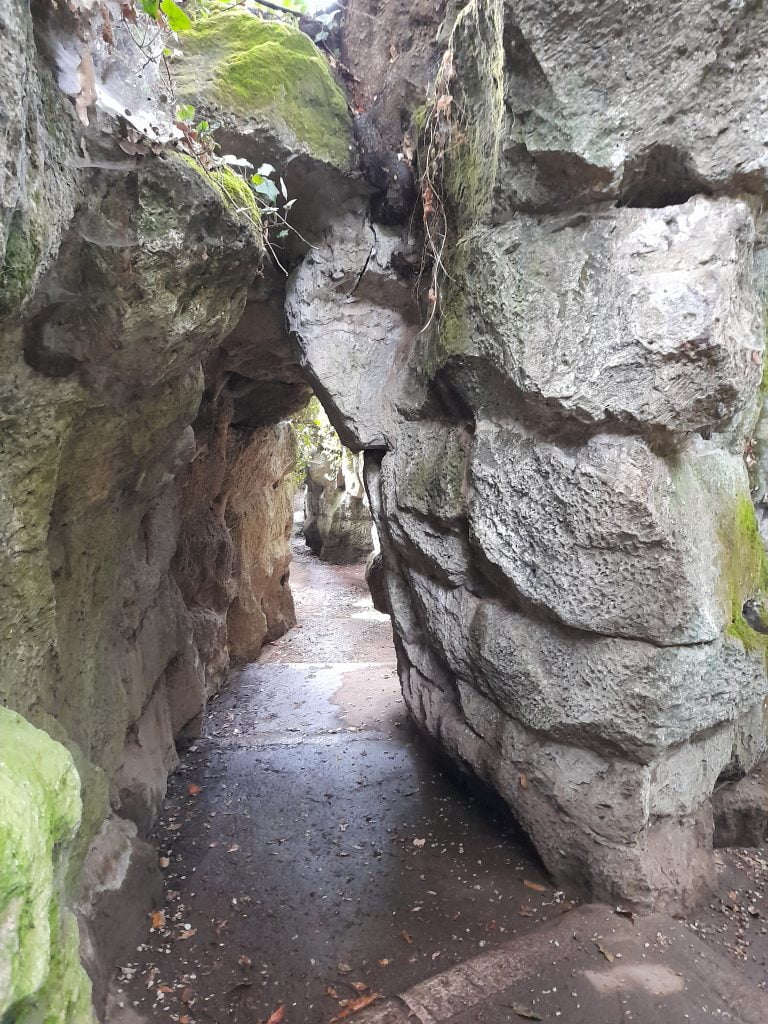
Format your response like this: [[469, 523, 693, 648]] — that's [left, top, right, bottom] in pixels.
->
[[110, 539, 557, 1024]]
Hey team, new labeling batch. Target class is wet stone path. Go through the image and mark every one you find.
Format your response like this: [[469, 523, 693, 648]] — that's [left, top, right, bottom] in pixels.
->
[[109, 541, 558, 1024]]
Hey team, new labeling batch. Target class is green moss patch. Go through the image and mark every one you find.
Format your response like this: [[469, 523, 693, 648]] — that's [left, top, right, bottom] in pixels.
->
[[0, 212, 41, 319], [723, 495, 768, 657], [0, 708, 93, 1022], [175, 12, 354, 169], [176, 153, 263, 244]]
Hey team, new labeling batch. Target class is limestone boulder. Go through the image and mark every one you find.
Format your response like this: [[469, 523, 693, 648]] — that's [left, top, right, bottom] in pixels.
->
[[173, 10, 355, 173], [468, 426, 752, 644], [304, 448, 374, 563], [497, 0, 768, 212], [287, 218, 423, 449], [713, 763, 768, 848], [404, 570, 766, 761], [439, 199, 762, 440], [289, 0, 768, 916]]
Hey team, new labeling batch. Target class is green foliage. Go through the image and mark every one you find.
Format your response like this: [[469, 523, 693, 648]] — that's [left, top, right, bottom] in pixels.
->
[[161, 0, 192, 31], [724, 495, 768, 659]]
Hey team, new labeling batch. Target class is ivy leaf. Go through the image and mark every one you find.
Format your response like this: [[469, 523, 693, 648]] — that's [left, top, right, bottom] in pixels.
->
[[140, 0, 160, 15], [160, 0, 192, 32], [176, 103, 195, 123], [251, 175, 280, 202], [256, 162, 276, 177]]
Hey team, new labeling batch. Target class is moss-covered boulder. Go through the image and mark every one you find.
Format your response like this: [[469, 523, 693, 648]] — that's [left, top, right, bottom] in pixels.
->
[[173, 11, 355, 170], [0, 708, 94, 1022]]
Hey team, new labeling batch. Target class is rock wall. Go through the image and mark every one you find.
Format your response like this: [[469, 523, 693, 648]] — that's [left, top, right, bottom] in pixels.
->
[[0, 3, 357, 1018], [289, 0, 768, 913]]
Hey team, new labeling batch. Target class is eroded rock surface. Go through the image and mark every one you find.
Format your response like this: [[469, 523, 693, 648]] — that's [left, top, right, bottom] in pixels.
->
[[289, 0, 768, 912]]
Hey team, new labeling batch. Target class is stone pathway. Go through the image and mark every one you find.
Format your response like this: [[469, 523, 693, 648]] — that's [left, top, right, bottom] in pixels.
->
[[108, 541, 559, 1023], [355, 904, 768, 1024]]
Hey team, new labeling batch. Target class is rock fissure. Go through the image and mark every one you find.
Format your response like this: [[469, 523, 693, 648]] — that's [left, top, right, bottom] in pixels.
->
[[3, 0, 768, 1019]]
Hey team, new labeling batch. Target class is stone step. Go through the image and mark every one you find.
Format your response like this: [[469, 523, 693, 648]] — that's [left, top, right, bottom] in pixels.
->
[[354, 904, 768, 1024]]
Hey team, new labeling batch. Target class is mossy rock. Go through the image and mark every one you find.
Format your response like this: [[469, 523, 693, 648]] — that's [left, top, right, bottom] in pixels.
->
[[175, 153, 263, 245], [0, 708, 94, 1022], [174, 11, 354, 170], [723, 495, 768, 659]]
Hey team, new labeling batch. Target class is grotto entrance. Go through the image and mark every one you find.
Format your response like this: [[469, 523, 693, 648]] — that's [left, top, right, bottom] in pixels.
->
[[107, 520, 551, 1024]]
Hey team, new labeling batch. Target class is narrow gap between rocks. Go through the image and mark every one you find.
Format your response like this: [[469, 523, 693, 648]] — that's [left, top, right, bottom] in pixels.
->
[[108, 499, 553, 1024]]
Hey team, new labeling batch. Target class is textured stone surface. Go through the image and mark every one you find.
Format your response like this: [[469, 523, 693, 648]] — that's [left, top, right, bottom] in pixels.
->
[[0, 2, 348, 1012], [468, 426, 751, 644], [174, 10, 355, 171], [497, 0, 768, 214], [713, 764, 768, 849], [286, 217, 423, 449], [75, 816, 163, 1015], [445, 200, 762, 440]]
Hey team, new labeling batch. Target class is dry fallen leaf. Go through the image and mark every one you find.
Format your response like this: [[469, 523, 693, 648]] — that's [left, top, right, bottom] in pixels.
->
[[377, 959, 391, 966], [523, 880, 547, 893], [350, 981, 368, 993], [325, 985, 339, 999], [74, 50, 96, 127], [519, 773, 529, 789], [227, 844, 240, 853], [595, 940, 615, 963], [399, 930, 413, 944], [238, 955, 252, 967], [178, 928, 197, 940], [518, 907, 535, 917], [337, 962, 352, 975], [159, 857, 170, 869], [188, 783, 202, 795], [150, 910, 165, 930], [118, 139, 148, 156], [510, 1004, 541, 1021], [330, 992, 381, 1021], [266, 1005, 285, 1024], [179, 1017, 191, 1024]]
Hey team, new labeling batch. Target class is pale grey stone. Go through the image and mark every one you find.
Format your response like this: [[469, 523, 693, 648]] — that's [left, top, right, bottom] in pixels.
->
[[287, 218, 422, 450], [451, 199, 762, 439], [498, 0, 768, 211], [468, 426, 750, 644], [406, 572, 767, 762]]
